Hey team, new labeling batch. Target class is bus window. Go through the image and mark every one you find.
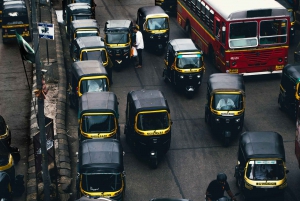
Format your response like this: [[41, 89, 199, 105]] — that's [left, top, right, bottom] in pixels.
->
[[209, 9, 214, 30], [215, 19, 220, 39], [196, 0, 201, 18], [191, 0, 196, 13], [205, 5, 210, 27], [201, 1, 206, 22], [259, 19, 287, 45], [229, 22, 258, 48]]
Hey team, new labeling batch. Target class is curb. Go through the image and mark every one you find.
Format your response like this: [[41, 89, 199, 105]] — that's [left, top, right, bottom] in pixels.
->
[[27, 7, 71, 201]]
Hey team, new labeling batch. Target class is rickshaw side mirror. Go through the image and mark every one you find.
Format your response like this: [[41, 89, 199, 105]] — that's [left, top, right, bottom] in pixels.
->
[[286, 169, 289, 174]]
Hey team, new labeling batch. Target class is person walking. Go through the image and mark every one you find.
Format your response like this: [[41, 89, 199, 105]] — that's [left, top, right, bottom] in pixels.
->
[[205, 173, 237, 201], [133, 25, 144, 68]]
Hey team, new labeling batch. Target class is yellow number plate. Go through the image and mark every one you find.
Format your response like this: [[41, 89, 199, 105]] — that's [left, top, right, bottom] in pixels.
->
[[229, 69, 238, 73], [276, 65, 284, 70]]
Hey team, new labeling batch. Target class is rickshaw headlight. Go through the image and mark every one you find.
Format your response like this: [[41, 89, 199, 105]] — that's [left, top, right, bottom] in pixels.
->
[[197, 74, 201, 78], [235, 118, 240, 123], [107, 49, 113, 54], [164, 34, 168, 38], [150, 35, 154, 39], [215, 118, 220, 122], [179, 75, 184, 79], [291, 27, 294, 31]]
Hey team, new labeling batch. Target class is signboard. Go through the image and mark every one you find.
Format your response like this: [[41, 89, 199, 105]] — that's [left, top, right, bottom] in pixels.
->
[[38, 23, 54, 40]]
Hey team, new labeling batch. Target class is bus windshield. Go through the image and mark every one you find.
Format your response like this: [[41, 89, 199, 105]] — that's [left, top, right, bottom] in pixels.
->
[[259, 19, 288, 45], [147, 17, 169, 30], [229, 21, 258, 48]]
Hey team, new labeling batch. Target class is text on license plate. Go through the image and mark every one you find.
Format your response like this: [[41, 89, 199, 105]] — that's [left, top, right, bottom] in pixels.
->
[[276, 65, 284, 70]]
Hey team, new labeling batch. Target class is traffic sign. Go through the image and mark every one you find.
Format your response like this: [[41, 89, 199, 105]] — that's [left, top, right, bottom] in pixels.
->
[[38, 23, 54, 40]]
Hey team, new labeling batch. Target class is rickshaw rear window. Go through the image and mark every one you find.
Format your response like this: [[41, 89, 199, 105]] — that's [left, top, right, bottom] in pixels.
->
[[82, 173, 122, 192], [176, 55, 202, 69], [213, 94, 243, 111], [81, 114, 115, 133], [137, 112, 169, 131], [82, 50, 107, 63], [73, 15, 90, 20], [106, 33, 129, 44], [246, 160, 285, 180], [147, 17, 169, 30], [80, 79, 108, 93]]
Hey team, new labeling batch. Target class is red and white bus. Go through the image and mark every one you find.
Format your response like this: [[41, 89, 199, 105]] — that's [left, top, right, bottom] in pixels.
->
[[177, 0, 290, 75]]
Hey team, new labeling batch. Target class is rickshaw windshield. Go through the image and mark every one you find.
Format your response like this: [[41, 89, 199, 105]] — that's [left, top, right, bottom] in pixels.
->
[[147, 17, 169, 30], [3, 9, 28, 24], [82, 173, 122, 192], [176, 54, 202, 69], [76, 31, 98, 38], [213, 94, 242, 111], [137, 112, 169, 131], [81, 114, 116, 133], [246, 160, 285, 180], [80, 79, 108, 93], [106, 32, 129, 44], [82, 50, 107, 63]]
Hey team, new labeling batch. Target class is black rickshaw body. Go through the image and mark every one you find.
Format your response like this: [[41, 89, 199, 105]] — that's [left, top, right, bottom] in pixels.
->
[[0, 115, 11, 147], [2, 0, 30, 43], [136, 6, 169, 52], [71, 36, 109, 68], [68, 60, 109, 109], [104, 20, 133, 69], [124, 89, 172, 168], [275, 0, 295, 42], [205, 73, 245, 146], [0, 143, 15, 197], [69, 19, 100, 54], [278, 64, 300, 120], [234, 131, 288, 199], [154, 0, 177, 13], [65, 3, 92, 39], [163, 38, 205, 96], [78, 92, 120, 141], [76, 139, 125, 201]]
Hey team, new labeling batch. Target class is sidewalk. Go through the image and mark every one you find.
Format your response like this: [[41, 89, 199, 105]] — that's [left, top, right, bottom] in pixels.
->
[[26, 2, 72, 201]]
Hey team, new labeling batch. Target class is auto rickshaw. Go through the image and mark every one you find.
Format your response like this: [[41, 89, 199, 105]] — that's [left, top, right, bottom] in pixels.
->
[[0, 144, 15, 196], [205, 73, 245, 146], [65, 3, 92, 39], [70, 36, 108, 68], [76, 138, 126, 200], [163, 38, 205, 97], [68, 19, 100, 50], [278, 63, 300, 120], [234, 131, 288, 200], [136, 6, 169, 53], [0, 171, 12, 200], [76, 197, 116, 201], [78, 91, 120, 141], [104, 20, 133, 70], [124, 89, 172, 169], [2, 0, 30, 43], [68, 60, 109, 109], [63, 0, 96, 19], [155, 0, 177, 13]]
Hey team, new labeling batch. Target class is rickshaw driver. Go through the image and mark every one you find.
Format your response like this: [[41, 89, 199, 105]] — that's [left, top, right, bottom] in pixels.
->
[[216, 98, 235, 110], [206, 173, 237, 201]]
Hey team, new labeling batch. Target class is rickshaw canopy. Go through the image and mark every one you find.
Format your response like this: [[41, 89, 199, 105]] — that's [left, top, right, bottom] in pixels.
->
[[71, 19, 98, 31], [79, 91, 119, 117], [104, 19, 132, 33], [75, 36, 105, 50], [169, 38, 200, 53], [78, 138, 123, 173], [67, 3, 91, 14], [72, 60, 107, 80], [208, 73, 245, 93], [239, 131, 285, 162], [282, 64, 300, 84], [128, 89, 170, 113], [138, 6, 169, 19]]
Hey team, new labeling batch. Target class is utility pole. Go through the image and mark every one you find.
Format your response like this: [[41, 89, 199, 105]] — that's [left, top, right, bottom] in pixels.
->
[[31, 0, 51, 200]]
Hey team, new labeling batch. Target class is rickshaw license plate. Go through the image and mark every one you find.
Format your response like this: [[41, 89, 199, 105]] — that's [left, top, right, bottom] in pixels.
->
[[276, 65, 284, 70]]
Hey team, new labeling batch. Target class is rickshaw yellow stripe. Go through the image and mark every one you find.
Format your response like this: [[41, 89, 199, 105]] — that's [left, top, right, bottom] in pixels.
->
[[0, 154, 13, 171]]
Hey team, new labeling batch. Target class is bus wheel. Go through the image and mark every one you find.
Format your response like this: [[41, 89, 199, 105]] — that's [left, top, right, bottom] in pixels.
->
[[185, 21, 191, 38]]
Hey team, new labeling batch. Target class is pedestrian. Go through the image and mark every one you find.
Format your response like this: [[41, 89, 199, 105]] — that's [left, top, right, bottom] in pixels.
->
[[107, 56, 113, 85], [133, 25, 144, 68], [205, 173, 237, 201]]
